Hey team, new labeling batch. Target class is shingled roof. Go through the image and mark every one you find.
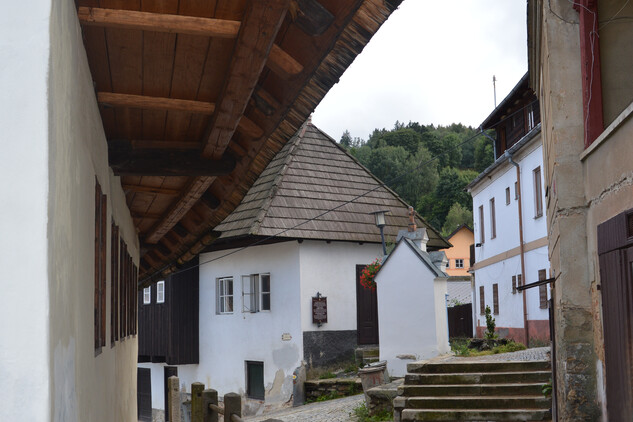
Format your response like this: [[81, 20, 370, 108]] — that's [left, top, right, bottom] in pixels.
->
[[214, 122, 449, 250]]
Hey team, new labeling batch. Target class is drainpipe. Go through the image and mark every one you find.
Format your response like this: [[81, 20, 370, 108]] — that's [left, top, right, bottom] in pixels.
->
[[506, 150, 529, 346]]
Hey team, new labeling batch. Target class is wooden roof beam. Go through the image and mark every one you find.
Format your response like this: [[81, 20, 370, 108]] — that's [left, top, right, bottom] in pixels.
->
[[109, 148, 236, 177], [80, 7, 303, 78], [98, 92, 262, 138], [202, 0, 290, 160], [122, 184, 180, 196]]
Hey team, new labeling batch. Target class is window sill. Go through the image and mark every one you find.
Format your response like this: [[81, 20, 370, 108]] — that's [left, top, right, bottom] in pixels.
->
[[581, 100, 633, 161], [534, 214, 543, 219]]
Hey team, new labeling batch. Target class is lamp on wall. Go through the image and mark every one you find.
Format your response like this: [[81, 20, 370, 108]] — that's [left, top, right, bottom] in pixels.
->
[[370, 210, 390, 256]]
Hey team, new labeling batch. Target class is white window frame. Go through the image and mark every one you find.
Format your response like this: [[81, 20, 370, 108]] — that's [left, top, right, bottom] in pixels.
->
[[217, 277, 234, 314], [533, 166, 543, 218], [156, 281, 165, 304], [143, 286, 151, 305], [455, 259, 464, 269], [241, 273, 271, 313]]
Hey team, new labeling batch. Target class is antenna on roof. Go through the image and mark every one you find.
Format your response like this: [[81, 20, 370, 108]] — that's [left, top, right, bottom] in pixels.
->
[[493, 75, 497, 108]]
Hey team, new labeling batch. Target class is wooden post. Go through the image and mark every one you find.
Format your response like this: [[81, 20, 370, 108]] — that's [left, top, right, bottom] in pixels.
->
[[167, 376, 181, 422], [203, 389, 219, 422], [191, 382, 205, 422], [224, 392, 241, 421]]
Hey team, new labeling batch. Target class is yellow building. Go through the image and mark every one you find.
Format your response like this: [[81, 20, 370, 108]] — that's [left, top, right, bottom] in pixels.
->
[[440, 225, 473, 277]]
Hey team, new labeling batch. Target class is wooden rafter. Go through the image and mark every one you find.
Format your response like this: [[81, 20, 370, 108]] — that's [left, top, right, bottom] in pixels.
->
[[79, 7, 302, 79], [144, 177, 215, 244], [122, 184, 180, 196], [202, 0, 290, 159], [97, 92, 263, 138], [109, 150, 236, 177]]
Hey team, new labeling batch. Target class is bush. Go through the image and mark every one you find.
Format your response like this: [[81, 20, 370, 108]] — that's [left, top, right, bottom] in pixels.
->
[[352, 403, 392, 422], [484, 305, 497, 340]]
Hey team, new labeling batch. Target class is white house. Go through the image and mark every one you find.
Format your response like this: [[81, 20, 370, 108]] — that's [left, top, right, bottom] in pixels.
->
[[467, 74, 551, 345], [137, 123, 449, 415], [376, 226, 450, 377]]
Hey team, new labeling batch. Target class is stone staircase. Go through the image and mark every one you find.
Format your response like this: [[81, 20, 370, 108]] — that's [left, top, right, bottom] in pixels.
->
[[394, 360, 552, 421]]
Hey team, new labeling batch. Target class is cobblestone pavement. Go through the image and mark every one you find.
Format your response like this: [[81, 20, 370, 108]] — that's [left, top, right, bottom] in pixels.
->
[[439, 346, 551, 362], [243, 394, 364, 422]]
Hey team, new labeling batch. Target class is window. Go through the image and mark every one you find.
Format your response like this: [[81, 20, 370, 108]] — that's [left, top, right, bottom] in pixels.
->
[[515, 181, 519, 199], [217, 277, 234, 314], [506, 187, 511, 205], [455, 259, 464, 269], [490, 198, 496, 239], [478, 205, 485, 244], [242, 273, 271, 312], [517, 274, 522, 287], [94, 179, 107, 353], [493, 283, 499, 315], [527, 104, 536, 130], [111, 221, 119, 346], [143, 287, 151, 305], [512, 275, 517, 294], [538, 269, 548, 309], [156, 281, 165, 304], [479, 286, 485, 315], [246, 361, 265, 399], [533, 166, 543, 218]]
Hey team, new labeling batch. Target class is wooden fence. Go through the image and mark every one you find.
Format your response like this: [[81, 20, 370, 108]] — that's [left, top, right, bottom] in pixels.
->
[[167, 376, 243, 422]]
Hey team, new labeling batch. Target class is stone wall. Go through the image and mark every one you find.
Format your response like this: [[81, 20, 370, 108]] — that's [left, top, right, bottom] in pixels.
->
[[304, 378, 361, 401]]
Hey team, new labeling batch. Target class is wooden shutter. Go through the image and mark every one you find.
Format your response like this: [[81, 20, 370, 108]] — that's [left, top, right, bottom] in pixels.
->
[[512, 275, 517, 294], [493, 283, 499, 315], [479, 205, 485, 244], [518, 274, 522, 287], [490, 198, 496, 239], [534, 167, 543, 217], [94, 180, 107, 353], [111, 222, 119, 345], [479, 286, 485, 315], [539, 269, 548, 308]]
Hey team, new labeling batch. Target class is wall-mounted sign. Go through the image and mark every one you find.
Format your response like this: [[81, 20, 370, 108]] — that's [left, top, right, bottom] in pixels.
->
[[281, 333, 292, 341], [312, 296, 327, 325]]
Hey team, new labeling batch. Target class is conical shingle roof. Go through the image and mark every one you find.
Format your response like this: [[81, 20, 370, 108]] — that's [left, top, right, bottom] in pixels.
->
[[215, 123, 449, 249]]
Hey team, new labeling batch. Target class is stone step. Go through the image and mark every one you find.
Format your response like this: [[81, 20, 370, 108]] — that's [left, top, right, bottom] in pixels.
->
[[400, 408, 552, 421], [404, 371, 551, 386], [402, 395, 551, 410], [407, 360, 551, 374], [398, 382, 545, 397]]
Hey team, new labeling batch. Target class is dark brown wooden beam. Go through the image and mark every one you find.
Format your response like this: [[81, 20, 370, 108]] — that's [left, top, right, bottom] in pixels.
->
[[80, 7, 302, 79], [131, 140, 200, 150], [202, 0, 290, 159], [78, 7, 241, 38], [144, 177, 215, 244], [110, 149, 236, 177], [122, 184, 180, 196], [289, 0, 334, 36], [200, 191, 221, 210]]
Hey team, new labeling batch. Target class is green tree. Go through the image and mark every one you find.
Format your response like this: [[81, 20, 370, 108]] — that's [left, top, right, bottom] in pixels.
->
[[441, 202, 473, 237], [340, 130, 352, 148], [474, 135, 494, 172], [382, 128, 422, 155]]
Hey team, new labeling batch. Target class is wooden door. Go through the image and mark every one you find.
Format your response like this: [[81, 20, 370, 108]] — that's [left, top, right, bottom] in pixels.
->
[[356, 264, 379, 345], [137, 368, 152, 422]]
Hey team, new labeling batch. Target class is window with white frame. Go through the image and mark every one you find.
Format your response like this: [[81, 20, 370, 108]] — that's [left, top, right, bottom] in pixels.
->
[[242, 273, 271, 313], [455, 259, 464, 269], [143, 286, 151, 305], [217, 277, 234, 314], [156, 280, 165, 304], [533, 166, 543, 218]]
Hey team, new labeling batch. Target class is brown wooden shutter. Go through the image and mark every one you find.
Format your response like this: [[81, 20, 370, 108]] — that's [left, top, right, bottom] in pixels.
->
[[539, 269, 548, 308], [111, 222, 119, 346], [493, 283, 499, 315], [490, 198, 496, 239], [479, 286, 485, 315], [518, 274, 522, 287], [94, 180, 107, 353], [512, 275, 517, 294]]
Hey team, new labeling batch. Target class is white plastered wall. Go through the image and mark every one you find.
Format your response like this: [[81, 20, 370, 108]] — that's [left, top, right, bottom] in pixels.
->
[[0, 1, 53, 420], [376, 242, 448, 377], [47, 1, 140, 421]]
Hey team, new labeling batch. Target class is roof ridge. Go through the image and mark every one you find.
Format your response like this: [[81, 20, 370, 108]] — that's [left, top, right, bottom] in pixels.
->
[[249, 119, 309, 234]]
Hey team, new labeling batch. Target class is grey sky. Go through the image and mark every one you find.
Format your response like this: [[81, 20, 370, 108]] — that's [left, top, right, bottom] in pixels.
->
[[312, 0, 528, 142]]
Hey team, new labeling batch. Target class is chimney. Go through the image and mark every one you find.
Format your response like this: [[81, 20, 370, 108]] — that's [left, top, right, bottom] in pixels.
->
[[397, 207, 428, 251], [408, 206, 417, 232]]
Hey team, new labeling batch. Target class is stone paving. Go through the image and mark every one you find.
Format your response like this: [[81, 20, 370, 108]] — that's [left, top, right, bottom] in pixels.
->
[[243, 394, 364, 422], [439, 346, 551, 362]]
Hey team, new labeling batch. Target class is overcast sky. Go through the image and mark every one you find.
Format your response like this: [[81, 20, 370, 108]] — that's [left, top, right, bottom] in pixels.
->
[[312, 0, 528, 142]]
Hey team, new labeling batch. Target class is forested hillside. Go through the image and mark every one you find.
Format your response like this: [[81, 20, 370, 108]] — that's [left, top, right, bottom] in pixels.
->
[[340, 121, 495, 236]]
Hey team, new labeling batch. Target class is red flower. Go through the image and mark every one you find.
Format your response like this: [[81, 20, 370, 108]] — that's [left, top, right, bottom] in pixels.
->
[[360, 258, 381, 290]]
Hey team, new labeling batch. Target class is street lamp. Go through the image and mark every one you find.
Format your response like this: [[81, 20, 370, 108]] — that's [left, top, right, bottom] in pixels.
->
[[370, 210, 390, 256]]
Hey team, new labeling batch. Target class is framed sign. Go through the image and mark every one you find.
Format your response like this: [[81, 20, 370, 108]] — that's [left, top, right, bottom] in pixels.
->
[[312, 296, 327, 325]]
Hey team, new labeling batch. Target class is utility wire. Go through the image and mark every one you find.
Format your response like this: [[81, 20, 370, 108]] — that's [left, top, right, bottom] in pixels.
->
[[140, 99, 539, 284]]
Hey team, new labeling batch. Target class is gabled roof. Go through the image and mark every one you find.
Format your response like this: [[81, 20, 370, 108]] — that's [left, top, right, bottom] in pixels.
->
[[214, 123, 449, 249], [446, 224, 473, 240], [379, 237, 447, 278]]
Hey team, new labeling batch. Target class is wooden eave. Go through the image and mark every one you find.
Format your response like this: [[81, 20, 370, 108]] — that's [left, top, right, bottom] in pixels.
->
[[75, 0, 402, 284]]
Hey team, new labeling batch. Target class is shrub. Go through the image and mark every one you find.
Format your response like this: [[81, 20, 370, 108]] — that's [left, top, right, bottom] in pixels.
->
[[484, 305, 497, 340], [352, 403, 392, 422]]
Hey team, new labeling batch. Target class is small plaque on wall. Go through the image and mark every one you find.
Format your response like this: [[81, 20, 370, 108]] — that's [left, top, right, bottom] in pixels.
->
[[312, 296, 327, 325]]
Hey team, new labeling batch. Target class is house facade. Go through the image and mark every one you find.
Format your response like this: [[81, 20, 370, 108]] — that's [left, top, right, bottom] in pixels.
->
[[440, 225, 473, 277], [528, 1, 633, 420], [376, 231, 450, 377], [468, 74, 550, 345], [137, 123, 449, 414]]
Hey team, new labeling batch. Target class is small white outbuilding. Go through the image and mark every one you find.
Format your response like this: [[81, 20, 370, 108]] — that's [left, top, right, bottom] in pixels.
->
[[375, 228, 451, 377]]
